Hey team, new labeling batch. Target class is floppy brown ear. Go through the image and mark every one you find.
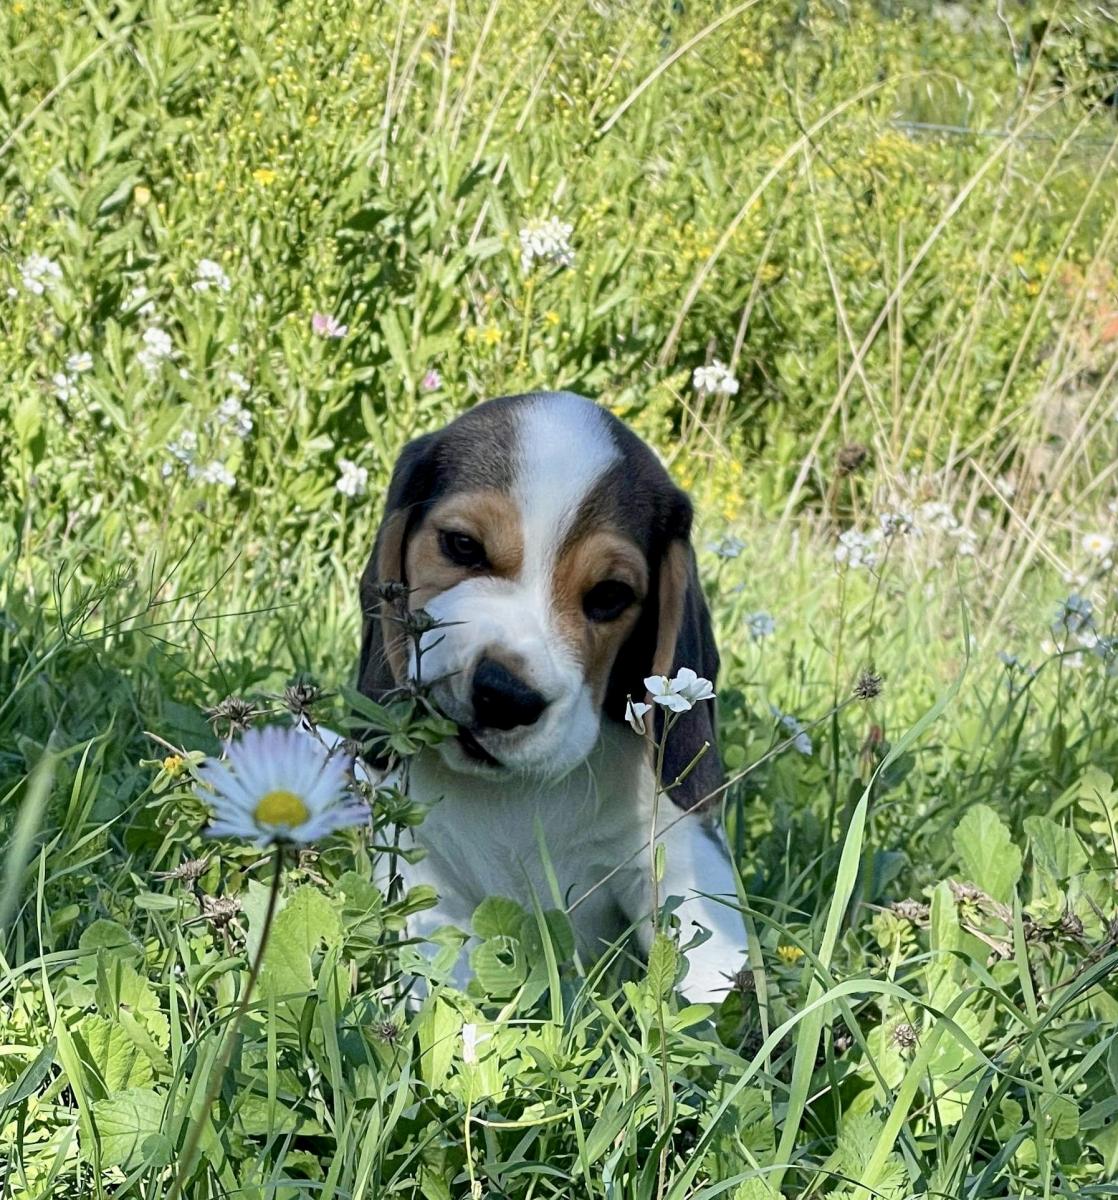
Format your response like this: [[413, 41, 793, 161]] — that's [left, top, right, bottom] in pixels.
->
[[604, 490, 723, 812], [356, 432, 440, 702], [651, 539, 723, 812]]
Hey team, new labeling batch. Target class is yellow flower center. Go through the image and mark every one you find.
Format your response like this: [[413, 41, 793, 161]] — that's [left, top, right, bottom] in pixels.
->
[[162, 754, 184, 778], [254, 789, 309, 828]]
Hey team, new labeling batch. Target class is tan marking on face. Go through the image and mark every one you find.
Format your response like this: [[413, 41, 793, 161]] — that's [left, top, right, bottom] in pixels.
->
[[651, 540, 689, 680], [404, 489, 524, 609], [552, 530, 648, 702]]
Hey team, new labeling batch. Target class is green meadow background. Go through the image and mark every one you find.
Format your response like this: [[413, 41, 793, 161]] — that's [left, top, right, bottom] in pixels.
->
[[3, 1, 1118, 1195]]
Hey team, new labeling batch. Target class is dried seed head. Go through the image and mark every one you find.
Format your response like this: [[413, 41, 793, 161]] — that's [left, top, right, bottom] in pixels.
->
[[836, 443, 869, 477], [184, 894, 241, 930], [205, 695, 266, 736], [282, 680, 326, 726], [1058, 911, 1085, 941], [727, 964, 756, 995], [369, 580, 410, 608], [374, 1020, 403, 1046], [891, 1022, 918, 1050], [152, 856, 211, 885], [399, 607, 439, 637], [891, 898, 930, 924], [854, 670, 884, 701]]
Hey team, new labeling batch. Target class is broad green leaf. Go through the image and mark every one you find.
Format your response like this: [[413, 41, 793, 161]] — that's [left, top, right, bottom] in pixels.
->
[[472, 896, 526, 939], [953, 804, 1022, 903], [1024, 815, 1087, 882], [90, 1087, 170, 1171], [260, 886, 342, 1000], [417, 997, 459, 1088], [470, 935, 526, 997], [78, 1015, 153, 1094]]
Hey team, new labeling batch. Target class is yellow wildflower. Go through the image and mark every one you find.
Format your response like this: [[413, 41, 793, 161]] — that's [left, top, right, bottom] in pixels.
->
[[252, 167, 277, 186], [162, 755, 186, 779], [133, 185, 152, 207], [776, 944, 805, 965]]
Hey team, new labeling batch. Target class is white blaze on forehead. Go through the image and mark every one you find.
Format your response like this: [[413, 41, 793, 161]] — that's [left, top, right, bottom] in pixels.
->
[[513, 394, 621, 585]]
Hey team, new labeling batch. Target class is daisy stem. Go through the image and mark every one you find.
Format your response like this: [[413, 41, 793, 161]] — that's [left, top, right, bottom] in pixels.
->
[[166, 843, 285, 1200]]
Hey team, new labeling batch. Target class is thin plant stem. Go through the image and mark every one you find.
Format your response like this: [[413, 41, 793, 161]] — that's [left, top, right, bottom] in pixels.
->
[[166, 844, 285, 1200]]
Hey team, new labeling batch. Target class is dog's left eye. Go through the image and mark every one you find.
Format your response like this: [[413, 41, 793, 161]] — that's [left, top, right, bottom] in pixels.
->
[[583, 580, 636, 623], [439, 529, 489, 569]]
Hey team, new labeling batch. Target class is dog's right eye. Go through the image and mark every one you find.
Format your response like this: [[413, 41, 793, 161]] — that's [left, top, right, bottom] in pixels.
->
[[439, 530, 489, 569]]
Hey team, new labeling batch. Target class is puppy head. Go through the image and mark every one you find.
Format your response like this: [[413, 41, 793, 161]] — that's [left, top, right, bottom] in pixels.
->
[[358, 392, 721, 807]]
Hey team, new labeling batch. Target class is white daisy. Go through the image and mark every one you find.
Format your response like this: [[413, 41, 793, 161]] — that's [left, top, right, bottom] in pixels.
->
[[196, 724, 365, 846], [1082, 532, 1113, 559], [66, 351, 93, 373]]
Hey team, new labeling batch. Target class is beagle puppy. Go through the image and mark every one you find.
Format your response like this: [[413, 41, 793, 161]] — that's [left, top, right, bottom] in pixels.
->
[[357, 391, 745, 1003]]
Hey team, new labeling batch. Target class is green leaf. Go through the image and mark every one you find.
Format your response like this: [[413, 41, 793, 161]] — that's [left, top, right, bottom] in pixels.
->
[[470, 935, 527, 997], [953, 804, 1022, 903], [260, 886, 342, 1000], [647, 933, 679, 998], [90, 1087, 170, 1171], [77, 1015, 153, 1094], [1024, 815, 1087, 882], [417, 997, 459, 1087], [472, 896, 526, 939]]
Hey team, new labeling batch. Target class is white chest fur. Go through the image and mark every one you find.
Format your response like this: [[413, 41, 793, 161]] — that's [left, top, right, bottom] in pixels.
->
[[392, 723, 747, 1003]]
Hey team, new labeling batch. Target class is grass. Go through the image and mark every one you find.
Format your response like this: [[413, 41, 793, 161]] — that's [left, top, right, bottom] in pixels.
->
[[2, 0, 1118, 1195]]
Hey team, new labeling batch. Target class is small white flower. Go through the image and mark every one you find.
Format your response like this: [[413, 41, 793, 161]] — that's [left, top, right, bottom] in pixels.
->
[[644, 667, 715, 713], [52, 371, 76, 401], [834, 528, 881, 570], [193, 257, 232, 293], [218, 397, 253, 438], [770, 706, 812, 756], [625, 697, 652, 734], [518, 216, 575, 273], [66, 351, 93, 374], [1082, 532, 1113, 559], [197, 459, 236, 487], [336, 458, 368, 498], [20, 254, 63, 295], [747, 611, 775, 640], [196, 724, 365, 847], [125, 285, 156, 317], [227, 370, 251, 393], [137, 326, 174, 373], [692, 359, 740, 397], [878, 510, 915, 537]]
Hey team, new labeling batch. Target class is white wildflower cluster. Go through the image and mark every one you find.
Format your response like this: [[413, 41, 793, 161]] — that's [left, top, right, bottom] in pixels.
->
[[878, 510, 916, 537], [192, 258, 232, 294], [163, 366, 255, 488], [518, 216, 575, 273], [625, 667, 715, 733], [834, 528, 882, 570], [20, 254, 63, 295], [692, 359, 740, 397], [218, 397, 253, 439], [770, 705, 813, 756], [51, 351, 93, 401], [336, 458, 368, 498], [916, 501, 977, 556], [747, 611, 776, 641], [1040, 594, 1116, 673], [138, 326, 175, 374], [125, 285, 156, 317]]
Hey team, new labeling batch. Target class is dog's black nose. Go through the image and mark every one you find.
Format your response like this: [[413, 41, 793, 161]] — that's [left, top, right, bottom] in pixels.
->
[[472, 658, 548, 730]]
